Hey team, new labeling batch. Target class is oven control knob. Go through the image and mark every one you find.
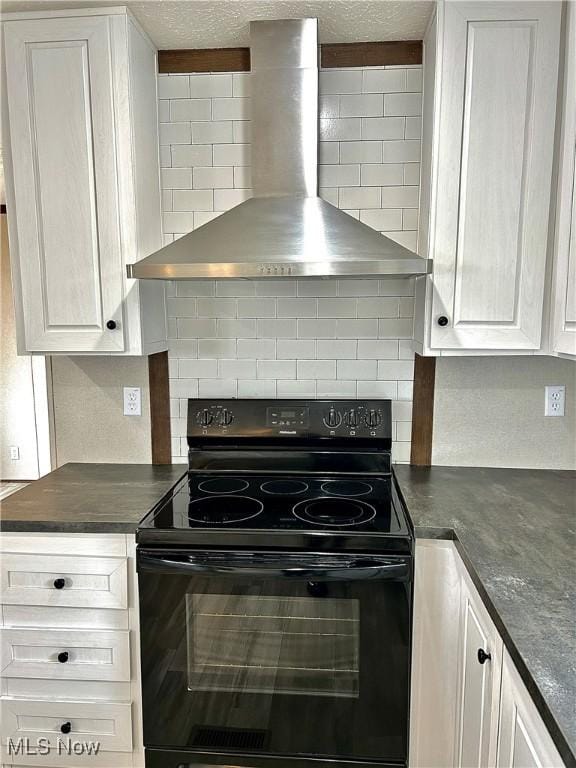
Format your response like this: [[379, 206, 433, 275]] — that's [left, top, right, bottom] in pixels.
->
[[196, 409, 213, 427], [219, 409, 234, 427], [323, 407, 342, 429], [344, 408, 359, 428], [365, 410, 382, 429]]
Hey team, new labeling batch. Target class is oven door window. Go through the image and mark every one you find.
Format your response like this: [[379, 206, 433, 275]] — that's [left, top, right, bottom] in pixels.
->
[[139, 560, 410, 763], [187, 594, 359, 697]]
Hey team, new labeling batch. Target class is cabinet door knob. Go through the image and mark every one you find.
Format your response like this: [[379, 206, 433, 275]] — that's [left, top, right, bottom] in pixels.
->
[[477, 648, 491, 665], [106, 320, 117, 330], [53, 578, 66, 590], [437, 315, 449, 327], [60, 722, 72, 735], [57, 651, 69, 663]]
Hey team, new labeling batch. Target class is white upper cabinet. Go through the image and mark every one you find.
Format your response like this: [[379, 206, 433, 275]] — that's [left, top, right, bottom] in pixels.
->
[[2, 8, 167, 355], [415, 1, 562, 354], [550, 1, 576, 359]]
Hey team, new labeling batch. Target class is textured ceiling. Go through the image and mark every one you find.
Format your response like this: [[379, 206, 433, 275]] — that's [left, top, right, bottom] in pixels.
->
[[1, 1, 434, 47]]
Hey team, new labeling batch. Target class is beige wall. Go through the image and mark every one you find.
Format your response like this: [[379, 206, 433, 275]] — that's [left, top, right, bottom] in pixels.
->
[[51, 356, 152, 465], [433, 356, 576, 470], [0, 216, 43, 479]]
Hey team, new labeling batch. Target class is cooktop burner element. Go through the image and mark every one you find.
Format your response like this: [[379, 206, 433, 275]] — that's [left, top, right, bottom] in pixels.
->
[[292, 497, 377, 527], [197, 477, 249, 494], [261, 479, 309, 495], [321, 480, 373, 497], [188, 495, 264, 524]]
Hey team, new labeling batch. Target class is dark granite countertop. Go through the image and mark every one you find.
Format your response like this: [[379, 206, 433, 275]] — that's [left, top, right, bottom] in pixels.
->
[[394, 465, 576, 768], [0, 463, 187, 533]]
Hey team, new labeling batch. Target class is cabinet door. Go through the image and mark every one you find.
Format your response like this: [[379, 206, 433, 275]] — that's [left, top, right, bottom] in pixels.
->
[[497, 650, 565, 768], [3, 17, 125, 352], [430, 2, 561, 350], [455, 578, 503, 768], [551, 2, 576, 358]]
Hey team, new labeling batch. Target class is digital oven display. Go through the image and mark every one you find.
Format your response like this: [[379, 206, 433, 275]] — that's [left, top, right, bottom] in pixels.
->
[[266, 407, 309, 428]]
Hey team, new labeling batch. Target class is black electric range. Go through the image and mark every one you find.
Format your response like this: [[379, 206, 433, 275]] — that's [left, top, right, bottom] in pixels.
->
[[137, 399, 413, 768]]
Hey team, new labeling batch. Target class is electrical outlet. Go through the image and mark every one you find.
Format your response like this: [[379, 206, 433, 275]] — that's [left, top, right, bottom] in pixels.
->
[[9, 446, 20, 461], [545, 385, 565, 417], [123, 387, 142, 416]]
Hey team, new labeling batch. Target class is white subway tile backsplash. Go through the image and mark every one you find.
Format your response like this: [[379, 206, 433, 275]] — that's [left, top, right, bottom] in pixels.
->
[[198, 339, 237, 358], [277, 298, 317, 318], [193, 167, 234, 189], [336, 319, 378, 338], [320, 69, 362, 94], [191, 121, 233, 144], [340, 94, 383, 117], [277, 339, 316, 359], [337, 359, 377, 379], [320, 118, 362, 141], [172, 144, 213, 167], [384, 92, 422, 117], [317, 380, 357, 397], [160, 65, 423, 463], [170, 99, 212, 121], [218, 319, 256, 338], [160, 122, 191, 145], [238, 380, 277, 397], [362, 68, 406, 93], [256, 319, 298, 338], [238, 298, 275, 317], [340, 140, 383, 164], [237, 339, 276, 359], [319, 164, 360, 187], [198, 379, 237, 397], [197, 298, 236, 317], [258, 360, 296, 379], [317, 339, 357, 359], [277, 380, 317, 397], [360, 163, 404, 187], [359, 208, 403, 231], [212, 97, 250, 120], [317, 298, 357, 318], [189, 74, 233, 98], [297, 360, 336, 379], [179, 358, 218, 378], [219, 359, 257, 379], [361, 117, 405, 140], [339, 187, 381, 209], [158, 75, 190, 99]]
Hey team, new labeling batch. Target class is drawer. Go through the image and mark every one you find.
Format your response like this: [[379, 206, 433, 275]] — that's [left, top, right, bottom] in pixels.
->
[[1, 629, 130, 682], [1, 748, 133, 767], [0, 699, 133, 755], [0, 555, 127, 609]]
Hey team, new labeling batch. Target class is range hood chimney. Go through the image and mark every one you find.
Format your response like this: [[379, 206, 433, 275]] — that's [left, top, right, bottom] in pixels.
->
[[128, 19, 432, 280]]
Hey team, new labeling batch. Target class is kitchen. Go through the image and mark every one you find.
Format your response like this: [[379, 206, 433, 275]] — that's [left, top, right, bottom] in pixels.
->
[[0, 1, 574, 768]]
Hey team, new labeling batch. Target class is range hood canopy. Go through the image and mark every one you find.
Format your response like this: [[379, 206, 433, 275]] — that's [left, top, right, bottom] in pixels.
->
[[129, 18, 431, 280]]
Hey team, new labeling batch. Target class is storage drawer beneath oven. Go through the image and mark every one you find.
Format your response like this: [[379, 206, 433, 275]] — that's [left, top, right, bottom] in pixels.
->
[[1, 628, 130, 682], [0, 554, 127, 610], [0, 698, 133, 754]]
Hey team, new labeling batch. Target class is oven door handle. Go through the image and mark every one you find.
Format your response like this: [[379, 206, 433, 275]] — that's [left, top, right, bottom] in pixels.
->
[[137, 551, 410, 582]]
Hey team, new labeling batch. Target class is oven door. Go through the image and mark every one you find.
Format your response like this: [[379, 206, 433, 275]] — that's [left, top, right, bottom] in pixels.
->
[[137, 549, 412, 767]]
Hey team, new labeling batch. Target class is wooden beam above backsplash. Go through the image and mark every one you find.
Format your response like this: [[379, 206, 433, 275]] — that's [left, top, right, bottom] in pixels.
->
[[158, 40, 422, 73]]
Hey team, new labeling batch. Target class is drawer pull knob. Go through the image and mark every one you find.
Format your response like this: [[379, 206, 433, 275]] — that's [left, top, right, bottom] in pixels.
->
[[57, 651, 69, 663], [106, 320, 117, 330], [437, 315, 449, 327], [60, 722, 72, 735], [53, 578, 66, 590], [477, 648, 492, 665]]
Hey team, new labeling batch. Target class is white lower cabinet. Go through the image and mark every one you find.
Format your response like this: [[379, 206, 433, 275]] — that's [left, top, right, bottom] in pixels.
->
[[497, 651, 564, 768], [0, 533, 143, 768], [410, 540, 565, 768]]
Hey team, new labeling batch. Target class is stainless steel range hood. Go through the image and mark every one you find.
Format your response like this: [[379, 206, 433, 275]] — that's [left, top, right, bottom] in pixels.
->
[[129, 19, 431, 280]]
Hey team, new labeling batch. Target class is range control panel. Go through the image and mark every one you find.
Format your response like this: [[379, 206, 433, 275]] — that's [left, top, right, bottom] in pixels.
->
[[187, 399, 392, 442]]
